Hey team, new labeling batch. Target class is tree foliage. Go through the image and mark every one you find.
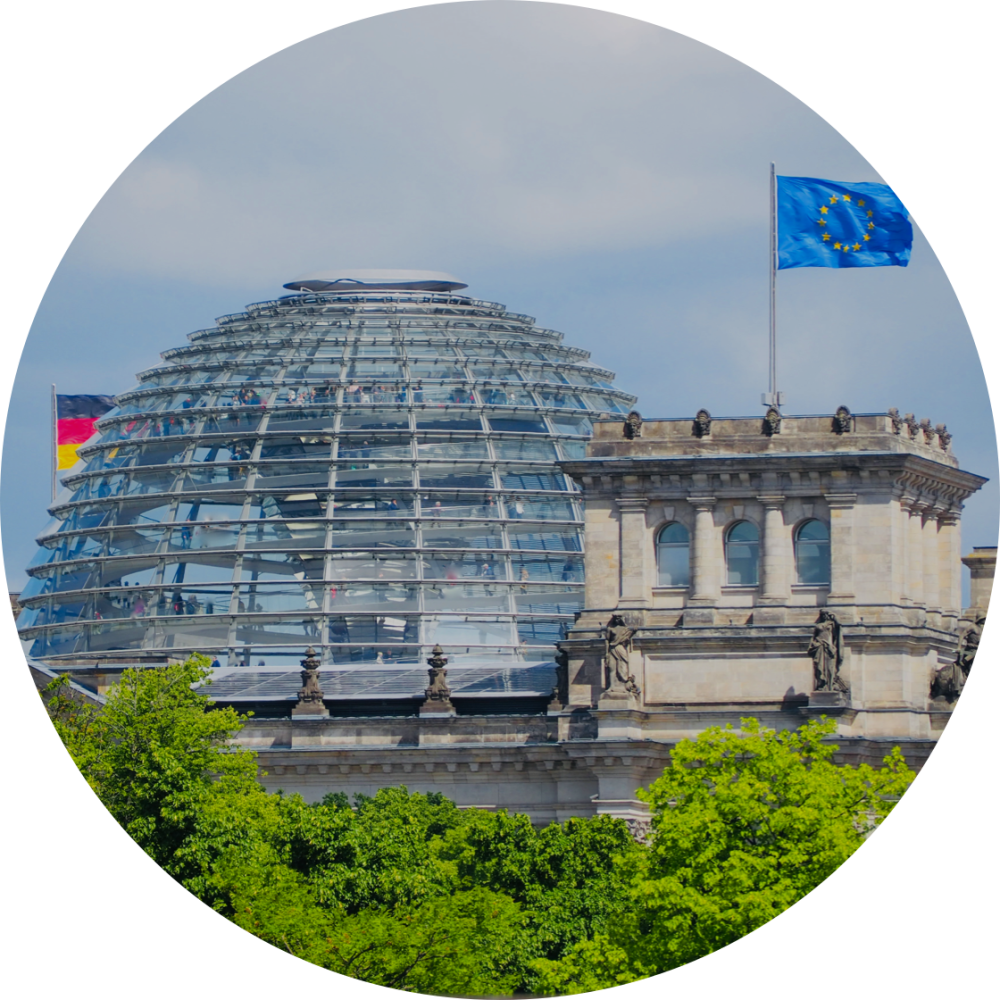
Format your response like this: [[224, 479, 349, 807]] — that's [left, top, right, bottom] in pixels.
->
[[42, 661, 916, 994]]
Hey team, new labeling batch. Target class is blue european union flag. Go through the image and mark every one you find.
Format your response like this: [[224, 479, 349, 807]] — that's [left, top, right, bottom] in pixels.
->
[[777, 176, 912, 270]]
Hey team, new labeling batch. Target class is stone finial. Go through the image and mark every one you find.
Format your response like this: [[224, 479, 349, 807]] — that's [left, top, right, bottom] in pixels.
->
[[692, 409, 712, 438], [421, 643, 456, 716], [935, 424, 952, 450], [623, 410, 642, 440], [762, 407, 781, 437], [904, 413, 920, 439], [888, 407, 903, 434], [832, 405, 852, 435], [292, 645, 329, 718], [919, 418, 935, 444]]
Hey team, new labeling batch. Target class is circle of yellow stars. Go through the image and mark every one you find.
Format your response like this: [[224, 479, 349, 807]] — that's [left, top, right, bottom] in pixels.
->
[[815, 192, 876, 253]]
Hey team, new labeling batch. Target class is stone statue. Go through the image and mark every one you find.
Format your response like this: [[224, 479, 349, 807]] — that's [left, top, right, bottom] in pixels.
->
[[808, 610, 848, 693], [920, 418, 935, 444], [935, 423, 952, 450], [692, 409, 712, 438], [762, 407, 781, 437], [832, 405, 852, 435], [931, 616, 983, 702], [605, 614, 640, 697], [904, 413, 920, 439], [549, 644, 569, 709], [420, 643, 456, 715], [292, 646, 328, 717], [888, 407, 903, 434], [623, 410, 643, 440]]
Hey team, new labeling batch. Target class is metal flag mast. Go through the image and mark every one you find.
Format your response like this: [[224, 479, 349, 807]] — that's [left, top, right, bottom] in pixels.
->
[[763, 162, 784, 411], [51, 383, 57, 502]]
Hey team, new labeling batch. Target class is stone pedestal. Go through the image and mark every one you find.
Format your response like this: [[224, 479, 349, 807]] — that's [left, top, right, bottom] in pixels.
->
[[291, 646, 329, 719], [420, 644, 456, 717], [807, 690, 848, 711]]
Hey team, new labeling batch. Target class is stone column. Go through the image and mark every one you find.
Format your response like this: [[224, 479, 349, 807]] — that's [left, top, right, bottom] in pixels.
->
[[826, 493, 857, 613], [688, 497, 719, 606], [901, 497, 924, 610], [922, 508, 942, 627], [617, 497, 649, 608], [757, 495, 789, 602]]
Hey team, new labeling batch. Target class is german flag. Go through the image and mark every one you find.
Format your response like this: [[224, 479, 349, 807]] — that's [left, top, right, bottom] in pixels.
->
[[56, 394, 115, 470]]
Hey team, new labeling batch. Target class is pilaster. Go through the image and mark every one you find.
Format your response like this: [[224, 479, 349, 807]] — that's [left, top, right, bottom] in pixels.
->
[[826, 493, 857, 615], [688, 496, 719, 610], [616, 496, 650, 608]]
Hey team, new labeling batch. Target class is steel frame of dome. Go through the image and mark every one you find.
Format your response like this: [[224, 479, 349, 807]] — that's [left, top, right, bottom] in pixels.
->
[[17, 285, 636, 667]]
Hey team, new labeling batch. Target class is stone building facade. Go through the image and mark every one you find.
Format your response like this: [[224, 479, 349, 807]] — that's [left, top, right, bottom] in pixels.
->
[[557, 410, 987, 765], [35, 408, 990, 826]]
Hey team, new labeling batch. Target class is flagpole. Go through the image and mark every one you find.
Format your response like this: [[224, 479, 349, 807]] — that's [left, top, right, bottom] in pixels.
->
[[767, 161, 779, 409], [51, 384, 57, 502]]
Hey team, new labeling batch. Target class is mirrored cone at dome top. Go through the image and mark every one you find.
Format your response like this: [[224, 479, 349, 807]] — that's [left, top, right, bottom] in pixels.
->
[[18, 274, 635, 668]]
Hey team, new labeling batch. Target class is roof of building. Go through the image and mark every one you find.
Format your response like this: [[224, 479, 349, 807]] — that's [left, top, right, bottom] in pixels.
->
[[283, 269, 468, 292]]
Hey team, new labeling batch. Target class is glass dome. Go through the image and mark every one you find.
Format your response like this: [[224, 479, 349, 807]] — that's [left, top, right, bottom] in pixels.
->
[[17, 281, 636, 667]]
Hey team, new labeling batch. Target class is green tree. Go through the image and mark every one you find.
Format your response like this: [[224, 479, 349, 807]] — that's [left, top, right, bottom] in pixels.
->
[[531, 717, 915, 992], [624, 716, 913, 978]]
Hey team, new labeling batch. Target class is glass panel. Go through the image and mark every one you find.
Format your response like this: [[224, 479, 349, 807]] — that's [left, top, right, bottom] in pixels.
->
[[500, 471, 567, 492], [516, 616, 569, 644], [245, 519, 325, 549], [488, 415, 547, 433], [255, 463, 330, 487], [420, 494, 499, 519], [423, 587, 510, 614], [726, 521, 760, 586], [407, 365, 467, 381], [423, 553, 493, 580], [338, 438, 412, 461], [259, 440, 333, 461], [480, 387, 534, 406], [332, 465, 414, 488], [327, 615, 418, 646], [421, 523, 504, 549], [504, 497, 576, 521], [425, 616, 516, 646], [258, 493, 326, 520], [267, 408, 336, 429], [492, 439, 558, 461], [416, 440, 490, 460], [536, 391, 586, 410], [550, 414, 593, 436], [234, 584, 324, 613], [332, 496, 416, 517], [558, 440, 586, 459], [328, 583, 419, 612], [328, 520, 415, 548], [415, 411, 482, 431], [340, 412, 410, 430], [417, 468, 494, 490], [327, 553, 417, 580], [515, 554, 586, 582], [796, 520, 831, 584], [506, 524, 582, 552]]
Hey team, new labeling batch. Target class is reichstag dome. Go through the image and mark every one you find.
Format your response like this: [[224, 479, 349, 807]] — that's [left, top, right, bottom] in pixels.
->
[[18, 270, 636, 668]]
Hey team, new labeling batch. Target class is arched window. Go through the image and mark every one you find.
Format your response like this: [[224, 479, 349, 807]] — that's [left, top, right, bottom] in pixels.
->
[[656, 522, 690, 587], [795, 519, 831, 585], [726, 521, 759, 586]]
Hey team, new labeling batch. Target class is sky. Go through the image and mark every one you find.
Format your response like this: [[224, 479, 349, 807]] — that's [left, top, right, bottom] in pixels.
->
[[3, 0, 995, 592]]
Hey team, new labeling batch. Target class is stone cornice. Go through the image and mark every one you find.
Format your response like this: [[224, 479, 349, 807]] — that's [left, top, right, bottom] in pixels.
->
[[560, 452, 987, 509]]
